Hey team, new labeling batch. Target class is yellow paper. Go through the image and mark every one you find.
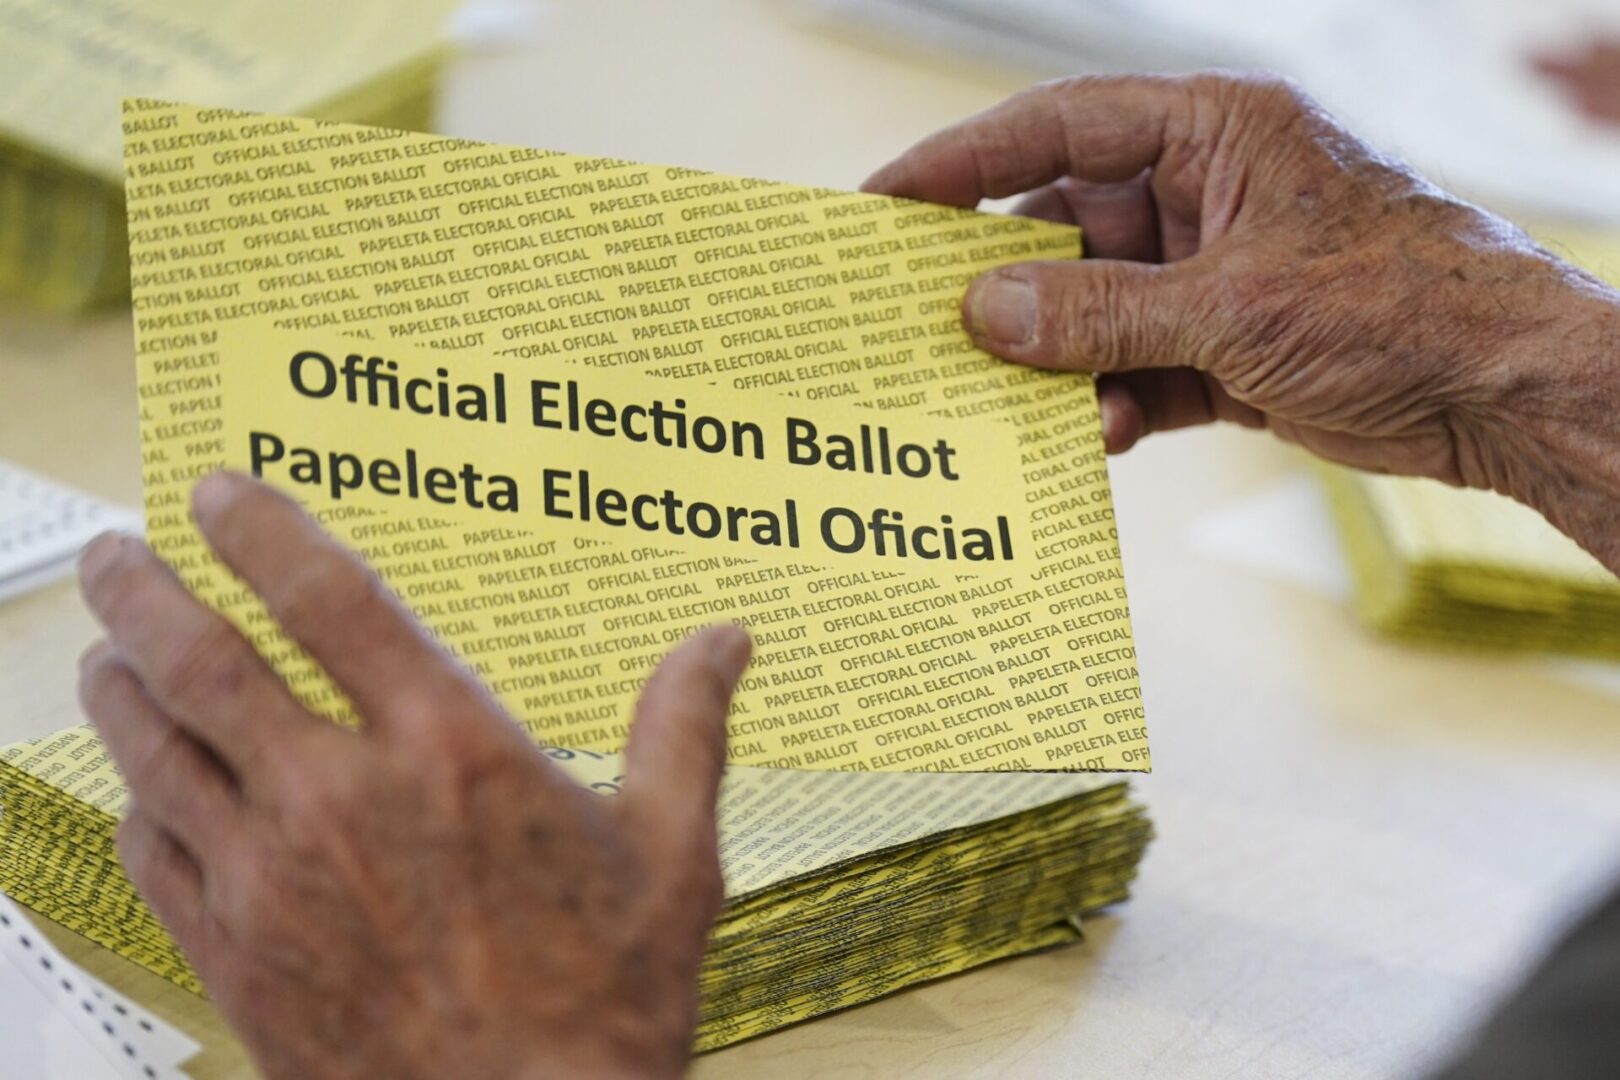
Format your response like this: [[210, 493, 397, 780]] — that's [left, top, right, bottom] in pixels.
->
[[126, 101, 1148, 772], [3, 726, 1134, 915], [0, 724, 1112, 883]]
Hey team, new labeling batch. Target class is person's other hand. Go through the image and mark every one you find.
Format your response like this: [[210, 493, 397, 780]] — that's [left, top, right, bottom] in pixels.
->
[[76, 471, 750, 1080], [863, 74, 1620, 570], [1535, 40, 1620, 125]]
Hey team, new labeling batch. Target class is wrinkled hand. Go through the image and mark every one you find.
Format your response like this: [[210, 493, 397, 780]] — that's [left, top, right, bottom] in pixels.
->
[[77, 471, 750, 1080], [864, 73, 1620, 571]]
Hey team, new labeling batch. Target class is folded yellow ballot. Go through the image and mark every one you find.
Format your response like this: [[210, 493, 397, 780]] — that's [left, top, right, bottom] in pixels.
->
[[0, 0, 457, 311], [128, 101, 1149, 773]]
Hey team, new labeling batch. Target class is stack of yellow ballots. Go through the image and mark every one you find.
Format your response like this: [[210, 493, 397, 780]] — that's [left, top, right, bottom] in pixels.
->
[[1321, 226, 1620, 658], [1321, 469, 1620, 656], [0, 0, 457, 312], [0, 728, 1151, 1049]]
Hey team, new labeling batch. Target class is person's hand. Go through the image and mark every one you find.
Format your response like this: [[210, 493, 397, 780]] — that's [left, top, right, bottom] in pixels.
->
[[863, 73, 1620, 572], [1535, 40, 1620, 125], [76, 471, 750, 1080]]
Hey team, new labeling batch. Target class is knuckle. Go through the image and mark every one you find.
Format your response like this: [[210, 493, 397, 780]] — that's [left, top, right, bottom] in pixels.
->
[[1035, 71, 1167, 102], [76, 649, 123, 717], [1196, 69, 1306, 110], [1253, 73, 1311, 110], [114, 816, 150, 873], [274, 548, 386, 636], [83, 540, 147, 624], [277, 766, 361, 850], [957, 116, 1042, 197], [220, 853, 283, 930], [391, 670, 494, 753], [409, 719, 497, 800], [152, 618, 251, 707], [1028, 72, 1107, 102], [125, 723, 188, 795], [1055, 269, 1133, 370]]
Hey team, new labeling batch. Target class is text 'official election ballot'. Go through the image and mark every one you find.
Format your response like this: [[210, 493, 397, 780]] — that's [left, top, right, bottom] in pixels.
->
[[125, 100, 1149, 773]]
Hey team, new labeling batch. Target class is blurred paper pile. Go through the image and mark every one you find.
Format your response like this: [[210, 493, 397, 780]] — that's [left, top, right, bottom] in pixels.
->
[[1321, 469, 1620, 657], [0, 0, 458, 313], [0, 728, 1151, 1049]]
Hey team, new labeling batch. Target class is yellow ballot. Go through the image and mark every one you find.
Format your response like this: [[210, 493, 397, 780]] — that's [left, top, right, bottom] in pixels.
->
[[1322, 467, 1620, 657], [127, 101, 1149, 773]]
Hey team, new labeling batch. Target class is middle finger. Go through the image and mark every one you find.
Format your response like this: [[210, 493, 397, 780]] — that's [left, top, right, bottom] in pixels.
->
[[78, 533, 325, 792]]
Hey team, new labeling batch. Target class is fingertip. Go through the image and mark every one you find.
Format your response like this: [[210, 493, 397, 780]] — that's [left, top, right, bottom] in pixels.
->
[[77, 531, 131, 589], [621, 626, 750, 822], [963, 270, 1037, 351], [1097, 383, 1144, 453], [190, 469, 252, 528], [702, 623, 752, 687], [859, 160, 907, 198]]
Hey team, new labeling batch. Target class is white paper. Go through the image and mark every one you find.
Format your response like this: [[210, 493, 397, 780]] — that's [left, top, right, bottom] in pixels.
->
[[0, 892, 198, 1080], [0, 461, 142, 604]]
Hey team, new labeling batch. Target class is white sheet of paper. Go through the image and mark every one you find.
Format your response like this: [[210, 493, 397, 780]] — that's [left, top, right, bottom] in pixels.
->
[[0, 892, 198, 1080], [0, 462, 142, 604], [0, 950, 127, 1080]]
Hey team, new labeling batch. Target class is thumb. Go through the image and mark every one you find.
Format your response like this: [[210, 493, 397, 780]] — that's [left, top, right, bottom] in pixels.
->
[[620, 624, 752, 844], [963, 260, 1191, 373]]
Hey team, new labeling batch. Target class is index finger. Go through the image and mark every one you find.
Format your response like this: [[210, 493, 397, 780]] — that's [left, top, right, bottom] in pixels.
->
[[860, 74, 1197, 207], [191, 471, 490, 738], [77, 533, 323, 786]]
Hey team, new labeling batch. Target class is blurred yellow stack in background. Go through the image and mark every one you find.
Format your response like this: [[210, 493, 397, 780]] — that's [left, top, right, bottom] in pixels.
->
[[1322, 224, 1620, 657], [0, 0, 457, 313], [1321, 469, 1620, 657]]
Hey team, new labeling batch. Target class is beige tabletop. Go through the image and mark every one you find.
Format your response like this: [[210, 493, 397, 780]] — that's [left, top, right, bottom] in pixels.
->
[[6, 2, 1620, 1077]]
